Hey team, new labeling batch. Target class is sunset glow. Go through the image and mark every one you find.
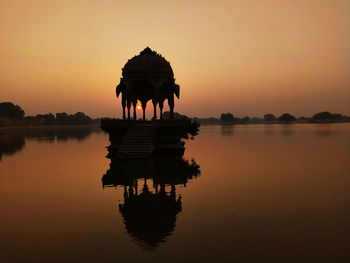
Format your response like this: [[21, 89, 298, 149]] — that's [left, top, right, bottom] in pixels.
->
[[0, 0, 349, 118]]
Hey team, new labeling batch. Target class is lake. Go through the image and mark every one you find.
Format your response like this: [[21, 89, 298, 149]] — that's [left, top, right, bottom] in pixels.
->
[[1, 124, 349, 262]]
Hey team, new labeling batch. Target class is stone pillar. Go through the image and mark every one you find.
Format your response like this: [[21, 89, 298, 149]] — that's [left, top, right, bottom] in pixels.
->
[[171, 184, 176, 199], [132, 100, 137, 120], [122, 97, 126, 120], [168, 95, 174, 119], [152, 100, 157, 119], [142, 101, 147, 121], [127, 100, 131, 120], [159, 100, 164, 120]]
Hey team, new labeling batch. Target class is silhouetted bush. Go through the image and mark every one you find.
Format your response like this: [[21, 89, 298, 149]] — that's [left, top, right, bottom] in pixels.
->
[[192, 117, 220, 125], [161, 111, 200, 139], [0, 102, 25, 119], [55, 112, 92, 125], [182, 118, 200, 140], [279, 113, 296, 123], [264, 113, 276, 122], [220, 113, 234, 121], [312, 112, 344, 122], [163, 111, 187, 120], [241, 116, 251, 123], [35, 113, 55, 125]]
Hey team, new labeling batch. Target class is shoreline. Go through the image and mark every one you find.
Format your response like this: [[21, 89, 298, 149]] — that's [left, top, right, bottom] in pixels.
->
[[0, 124, 100, 131], [1, 121, 349, 130], [197, 121, 350, 126]]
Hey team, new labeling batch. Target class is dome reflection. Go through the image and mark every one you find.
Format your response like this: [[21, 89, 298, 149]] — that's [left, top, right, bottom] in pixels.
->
[[102, 156, 200, 250]]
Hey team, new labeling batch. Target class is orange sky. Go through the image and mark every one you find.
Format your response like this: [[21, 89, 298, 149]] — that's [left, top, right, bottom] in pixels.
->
[[0, 0, 349, 118]]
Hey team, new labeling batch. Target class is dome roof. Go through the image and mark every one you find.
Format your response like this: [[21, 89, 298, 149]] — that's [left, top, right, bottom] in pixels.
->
[[122, 47, 174, 79]]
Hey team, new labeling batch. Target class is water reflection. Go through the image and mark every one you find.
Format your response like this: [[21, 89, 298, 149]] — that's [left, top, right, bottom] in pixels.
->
[[102, 156, 201, 250], [313, 125, 342, 137], [0, 127, 100, 161], [221, 125, 234, 136], [263, 126, 276, 136], [280, 125, 296, 136], [0, 132, 26, 161]]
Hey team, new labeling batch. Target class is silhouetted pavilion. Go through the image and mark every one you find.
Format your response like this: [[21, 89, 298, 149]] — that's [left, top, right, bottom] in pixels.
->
[[116, 47, 180, 120], [101, 48, 199, 158]]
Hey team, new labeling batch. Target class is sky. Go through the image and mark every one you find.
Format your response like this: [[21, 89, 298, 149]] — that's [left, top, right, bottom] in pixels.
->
[[0, 0, 349, 118]]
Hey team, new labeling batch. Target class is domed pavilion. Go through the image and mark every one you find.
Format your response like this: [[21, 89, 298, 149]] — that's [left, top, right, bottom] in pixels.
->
[[116, 47, 180, 120], [101, 48, 199, 159]]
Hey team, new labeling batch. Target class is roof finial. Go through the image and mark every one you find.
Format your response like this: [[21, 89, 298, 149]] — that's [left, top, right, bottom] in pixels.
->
[[140, 47, 154, 55]]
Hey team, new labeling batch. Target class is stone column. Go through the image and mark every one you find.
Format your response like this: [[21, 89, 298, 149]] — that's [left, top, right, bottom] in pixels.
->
[[159, 100, 164, 120], [127, 100, 131, 120], [168, 95, 174, 119], [142, 101, 147, 121], [122, 97, 126, 120], [152, 100, 157, 119], [132, 100, 137, 120]]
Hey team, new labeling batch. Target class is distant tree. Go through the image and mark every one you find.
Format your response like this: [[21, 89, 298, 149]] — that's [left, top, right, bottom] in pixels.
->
[[220, 113, 234, 122], [56, 112, 69, 124], [298, 116, 308, 123], [313, 111, 332, 120], [278, 113, 296, 123], [36, 113, 55, 125], [0, 102, 25, 119], [55, 112, 92, 125], [241, 116, 251, 123], [312, 112, 344, 122], [72, 112, 92, 124], [264, 113, 276, 122], [45, 113, 55, 125], [252, 117, 262, 123], [163, 111, 188, 120]]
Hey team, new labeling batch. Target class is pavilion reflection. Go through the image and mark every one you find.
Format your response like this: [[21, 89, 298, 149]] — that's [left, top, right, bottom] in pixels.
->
[[102, 156, 201, 250]]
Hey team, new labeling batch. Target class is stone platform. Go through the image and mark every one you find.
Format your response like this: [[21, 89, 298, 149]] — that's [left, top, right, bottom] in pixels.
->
[[100, 119, 188, 159]]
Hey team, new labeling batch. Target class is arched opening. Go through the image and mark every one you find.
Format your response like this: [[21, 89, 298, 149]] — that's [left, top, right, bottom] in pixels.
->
[[133, 100, 154, 121], [132, 80, 155, 121]]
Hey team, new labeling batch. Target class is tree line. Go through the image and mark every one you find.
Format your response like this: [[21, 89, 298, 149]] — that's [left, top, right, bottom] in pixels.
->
[[193, 112, 350, 125], [0, 102, 98, 127]]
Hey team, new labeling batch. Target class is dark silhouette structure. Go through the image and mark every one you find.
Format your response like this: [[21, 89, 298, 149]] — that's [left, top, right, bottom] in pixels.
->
[[264, 113, 276, 122], [102, 156, 200, 250], [101, 48, 199, 158], [0, 102, 24, 119], [116, 47, 180, 121], [312, 111, 345, 123], [101, 49, 201, 248], [278, 113, 296, 123]]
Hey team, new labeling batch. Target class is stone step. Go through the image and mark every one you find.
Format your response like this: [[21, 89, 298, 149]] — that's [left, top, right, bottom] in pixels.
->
[[116, 126, 154, 158], [122, 143, 151, 145]]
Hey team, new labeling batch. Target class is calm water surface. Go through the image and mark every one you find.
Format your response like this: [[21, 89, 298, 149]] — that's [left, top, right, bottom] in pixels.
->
[[1, 124, 350, 262]]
